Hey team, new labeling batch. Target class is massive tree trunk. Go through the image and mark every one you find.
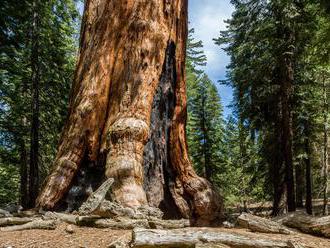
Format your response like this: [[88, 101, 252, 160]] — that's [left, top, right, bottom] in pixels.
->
[[36, 0, 222, 225]]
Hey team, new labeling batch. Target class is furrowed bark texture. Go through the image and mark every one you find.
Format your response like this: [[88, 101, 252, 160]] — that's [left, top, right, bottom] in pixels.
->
[[37, 0, 222, 224]]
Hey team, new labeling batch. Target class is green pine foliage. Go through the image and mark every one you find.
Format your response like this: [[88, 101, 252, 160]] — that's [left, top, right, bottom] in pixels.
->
[[186, 29, 225, 186], [216, 0, 330, 213], [0, 0, 80, 205]]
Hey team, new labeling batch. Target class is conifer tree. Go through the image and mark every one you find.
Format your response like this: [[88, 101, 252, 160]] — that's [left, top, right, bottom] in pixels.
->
[[216, 0, 328, 214], [0, 0, 80, 206], [186, 29, 224, 185]]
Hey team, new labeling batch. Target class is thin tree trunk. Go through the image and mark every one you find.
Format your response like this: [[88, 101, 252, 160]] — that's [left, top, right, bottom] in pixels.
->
[[28, 0, 40, 208], [272, 161, 285, 216], [322, 73, 328, 215], [201, 88, 211, 181], [19, 139, 29, 209], [272, 147, 282, 216], [280, 50, 295, 212], [238, 119, 248, 212], [304, 124, 313, 215], [272, 117, 286, 216], [295, 162, 304, 208], [19, 80, 29, 209], [37, 0, 222, 225]]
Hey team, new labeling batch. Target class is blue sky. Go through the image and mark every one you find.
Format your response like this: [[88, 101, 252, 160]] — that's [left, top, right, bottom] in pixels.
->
[[188, 0, 234, 117]]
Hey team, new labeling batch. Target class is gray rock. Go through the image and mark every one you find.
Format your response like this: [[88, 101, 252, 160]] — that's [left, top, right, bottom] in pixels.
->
[[65, 224, 75, 234], [222, 221, 235, 228]]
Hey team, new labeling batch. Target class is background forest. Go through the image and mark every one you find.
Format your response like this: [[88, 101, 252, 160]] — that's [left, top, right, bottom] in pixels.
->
[[0, 0, 329, 216]]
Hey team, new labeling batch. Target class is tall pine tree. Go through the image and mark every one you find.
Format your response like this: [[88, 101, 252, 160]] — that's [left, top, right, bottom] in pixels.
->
[[0, 0, 80, 207]]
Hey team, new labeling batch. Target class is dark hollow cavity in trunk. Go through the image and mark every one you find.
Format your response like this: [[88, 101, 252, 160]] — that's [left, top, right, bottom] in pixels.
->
[[59, 152, 105, 212], [143, 42, 182, 219]]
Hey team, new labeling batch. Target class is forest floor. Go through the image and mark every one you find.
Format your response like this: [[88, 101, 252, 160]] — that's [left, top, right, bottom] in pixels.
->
[[0, 223, 131, 248], [1, 223, 330, 248]]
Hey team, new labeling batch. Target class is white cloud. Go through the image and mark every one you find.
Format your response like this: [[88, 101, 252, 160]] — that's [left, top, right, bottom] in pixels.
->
[[188, 0, 234, 116]]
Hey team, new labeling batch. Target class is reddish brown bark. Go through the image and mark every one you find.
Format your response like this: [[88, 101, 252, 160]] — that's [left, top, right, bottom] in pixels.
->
[[37, 0, 222, 225]]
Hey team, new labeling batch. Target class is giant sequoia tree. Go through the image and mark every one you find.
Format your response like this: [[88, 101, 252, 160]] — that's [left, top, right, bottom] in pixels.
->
[[36, 0, 222, 224]]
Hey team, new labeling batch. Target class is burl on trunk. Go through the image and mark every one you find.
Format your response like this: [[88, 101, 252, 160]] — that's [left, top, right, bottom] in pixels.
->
[[37, 0, 222, 225]]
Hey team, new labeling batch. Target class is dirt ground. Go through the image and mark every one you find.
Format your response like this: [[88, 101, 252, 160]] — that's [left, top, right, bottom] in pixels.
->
[[0, 224, 131, 248], [0, 224, 330, 248]]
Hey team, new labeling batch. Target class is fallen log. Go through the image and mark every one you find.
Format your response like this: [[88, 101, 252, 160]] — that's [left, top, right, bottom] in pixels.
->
[[0, 209, 12, 217], [76, 215, 149, 229], [93, 200, 137, 218], [41, 209, 188, 229], [76, 215, 103, 225], [15, 209, 39, 217], [0, 217, 33, 226], [148, 219, 190, 229], [92, 200, 163, 220], [137, 206, 163, 219], [43, 211, 78, 224], [195, 244, 231, 248], [0, 219, 56, 232], [91, 218, 190, 230], [131, 228, 301, 248], [92, 218, 149, 229], [277, 212, 330, 238], [76, 215, 189, 229], [79, 178, 114, 215], [238, 213, 291, 234]]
